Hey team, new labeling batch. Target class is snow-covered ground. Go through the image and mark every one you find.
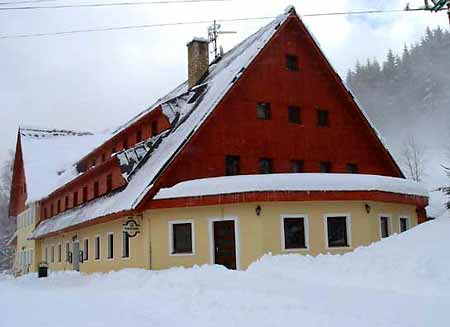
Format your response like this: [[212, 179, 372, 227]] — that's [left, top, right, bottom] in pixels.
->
[[1, 215, 449, 327]]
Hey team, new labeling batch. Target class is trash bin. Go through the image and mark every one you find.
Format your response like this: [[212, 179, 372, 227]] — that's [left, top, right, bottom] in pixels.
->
[[38, 262, 48, 278]]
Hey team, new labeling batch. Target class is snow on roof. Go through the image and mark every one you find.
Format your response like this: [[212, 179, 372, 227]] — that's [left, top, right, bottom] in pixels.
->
[[20, 127, 108, 203], [154, 174, 429, 200]]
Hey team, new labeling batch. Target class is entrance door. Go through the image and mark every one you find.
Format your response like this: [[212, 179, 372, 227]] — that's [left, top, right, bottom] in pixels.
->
[[213, 220, 237, 270], [73, 241, 80, 271]]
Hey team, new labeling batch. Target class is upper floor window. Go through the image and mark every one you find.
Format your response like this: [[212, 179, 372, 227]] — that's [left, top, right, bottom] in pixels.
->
[[94, 181, 100, 197], [259, 158, 273, 174], [50, 204, 54, 217], [320, 161, 332, 173], [291, 160, 304, 173], [286, 54, 299, 71], [346, 163, 358, 174], [82, 186, 88, 202], [112, 145, 117, 154], [257, 102, 271, 120], [106, 174, 113, 192], [317, 109, 329, 127], [57, 200, 61, 214], [73, 191, 78, 206], [136, 130, 143, 143], [225, 155, 240, 176], [151, 121, 158, 136], [65, 196, 69, 209], [288, 106, 301, 124]]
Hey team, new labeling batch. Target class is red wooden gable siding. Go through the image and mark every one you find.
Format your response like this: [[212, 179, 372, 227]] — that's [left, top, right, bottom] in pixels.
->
[[154, 15, 402, 194]]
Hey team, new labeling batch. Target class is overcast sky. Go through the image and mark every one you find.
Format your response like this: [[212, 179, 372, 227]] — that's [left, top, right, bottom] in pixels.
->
[[0, 0, 448, 160]]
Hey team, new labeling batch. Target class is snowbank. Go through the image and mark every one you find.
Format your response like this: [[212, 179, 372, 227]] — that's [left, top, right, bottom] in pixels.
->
[[2, 217, 449, 327]]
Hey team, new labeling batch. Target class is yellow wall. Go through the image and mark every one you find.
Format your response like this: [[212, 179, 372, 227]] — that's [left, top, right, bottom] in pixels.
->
[[37, 200, 417, 273], [15, 203, 39, 274]]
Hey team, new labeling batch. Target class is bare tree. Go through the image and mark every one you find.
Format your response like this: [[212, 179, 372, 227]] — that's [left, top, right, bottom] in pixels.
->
[[400, 136, 427, 182], [0, 151, 15, 272]]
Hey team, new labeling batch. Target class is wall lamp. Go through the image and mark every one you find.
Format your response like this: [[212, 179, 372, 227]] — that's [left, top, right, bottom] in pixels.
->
[[365, 203, 371, 214], [255, 205, 262, 216]]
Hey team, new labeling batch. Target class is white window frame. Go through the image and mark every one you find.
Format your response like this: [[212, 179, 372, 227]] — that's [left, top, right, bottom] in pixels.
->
[[94, 235, 101, 261], [107, 232, 114, 260], [378, 214, 393, 239], [121, 231, 131, 259], [280, 214, 310, 251], [399, 216, 411, 233], [324, 213, 352, 249], [50, 245, 55, 263], [83, 238, 89, 262], [168, 220, 195, 256], [208, 216, 240, 270]]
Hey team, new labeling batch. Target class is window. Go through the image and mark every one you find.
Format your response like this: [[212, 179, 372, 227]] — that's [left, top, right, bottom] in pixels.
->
[[326, 215, 350, 248], [57, 200, 61, 213], [259, 158, 273, 174], [107, 233, 114, 259], [83, 239, 89, 261], [45, 247, 48, 262], [286, 54, 299, 71], [399, 217, 410, 233], [65, 242, 70, 262], [151, 121, 158, 136], [44, 207, 48, 219], [122, 232, 130, 258], [65, 196, 69, 209], [346, 163, 358, 174], [73, 191, 78, 206], [225, 155, 240, 176], [58, 244, 62, 263], [291, 160, 304, 173], [169, 221, 194, 255], [380, 216, 390, 238], [282, 216, 308, 250], [82, 186, 88, 202], [95, 236, 101, 260], [50, 204, 54, 217], [257, 102, 271, 120], [320, 161, 332, 173], [51, 245, 55, 263], [317, 109, 329, 127], [106, 174, 113, 192], [136, 130, 142, 143], [288, 106, 301, 124], [94, 181, 99, 197]]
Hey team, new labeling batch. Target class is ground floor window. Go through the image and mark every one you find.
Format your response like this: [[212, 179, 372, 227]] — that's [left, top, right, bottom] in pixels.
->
[[282, 216, 308, 250], [169, 221, 194, 255], [107, 233, 114, 259], [122, 232, 130, 258], [326, 215, 350, 248], [399, 217, 410, 233], [51, 245, 55, 263], [65, 242, 71, 263], [45, 247, 48, 262], [83, 238, 89, 261], [379, 216, 391, 238], [58, 244, 62, 263], [95, 236, 101, 260]]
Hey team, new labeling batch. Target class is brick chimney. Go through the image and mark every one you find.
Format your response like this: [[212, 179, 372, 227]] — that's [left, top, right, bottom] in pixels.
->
[[187, 37, 209, 89]]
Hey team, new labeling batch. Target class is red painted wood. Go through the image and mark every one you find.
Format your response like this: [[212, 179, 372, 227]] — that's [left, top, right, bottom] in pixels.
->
[[9, 132, 27, 217]]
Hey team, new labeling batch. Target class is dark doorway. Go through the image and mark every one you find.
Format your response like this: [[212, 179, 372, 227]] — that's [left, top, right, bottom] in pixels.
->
[[213, 220, 237, 270]]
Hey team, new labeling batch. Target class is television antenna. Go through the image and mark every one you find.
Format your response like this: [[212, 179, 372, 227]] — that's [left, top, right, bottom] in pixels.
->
[[208, 20, 237, 59], [406, 1, 450, 26]]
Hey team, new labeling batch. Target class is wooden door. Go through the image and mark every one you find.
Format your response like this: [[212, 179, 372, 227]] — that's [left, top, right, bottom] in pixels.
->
[[213, 220, 236, 270]]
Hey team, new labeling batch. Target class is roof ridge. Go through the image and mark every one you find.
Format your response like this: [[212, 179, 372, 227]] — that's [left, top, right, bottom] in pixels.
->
[[20, 125, 93, 138]]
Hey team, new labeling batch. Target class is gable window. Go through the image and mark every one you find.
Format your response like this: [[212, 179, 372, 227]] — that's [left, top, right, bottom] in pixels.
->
[[94, 236, 101, 260], [151, 121, 158, 136], [65, 196, 69, 209], [169, 221, 194, 255], [320, 161, 332, 173], [58, 244, 62, 263], [291, 160, 304, 173], [256, 102, 271, 120], [136, 130, 142, 143], [288, 106, 301, 124], [73, 191, 78, 206], [82, 186, 88, 203], [346, 163, 358, 174], [286, 54, 299, 71], [83, 239, 89, 261], [326, 215, 351, 248], [282, 216, 308, 250], [317, 109, 329, 127], [379, 216, 391, 238], [106, 174, 113, 192], [259, 158, 273, 174], [399, 217, 410, 233], [94, 181, 99, 198], [107, 233, 114, 259], [225, 155, 240, 176], [122, 232, 130, 258]]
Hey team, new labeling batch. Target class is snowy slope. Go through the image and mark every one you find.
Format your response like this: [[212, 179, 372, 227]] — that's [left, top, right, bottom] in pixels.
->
[[2, 215, 449, 327]]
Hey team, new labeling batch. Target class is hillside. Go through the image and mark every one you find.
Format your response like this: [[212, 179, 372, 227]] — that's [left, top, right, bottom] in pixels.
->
[[1, 215, 449, 327]]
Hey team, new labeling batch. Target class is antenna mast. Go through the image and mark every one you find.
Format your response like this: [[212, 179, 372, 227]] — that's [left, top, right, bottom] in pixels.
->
[[208, 20, 237, 59]]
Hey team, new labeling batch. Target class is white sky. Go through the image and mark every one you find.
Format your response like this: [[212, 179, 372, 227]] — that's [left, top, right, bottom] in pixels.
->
[[0, 0, 448, 159]]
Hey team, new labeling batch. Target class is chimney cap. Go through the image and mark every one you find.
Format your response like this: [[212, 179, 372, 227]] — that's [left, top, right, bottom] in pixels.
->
[[187, 37, 209, 46]]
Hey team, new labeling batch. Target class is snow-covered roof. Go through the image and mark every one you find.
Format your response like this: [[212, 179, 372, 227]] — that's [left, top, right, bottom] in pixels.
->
[[154, 174, 429, 200], [20, 127, 108, 203]]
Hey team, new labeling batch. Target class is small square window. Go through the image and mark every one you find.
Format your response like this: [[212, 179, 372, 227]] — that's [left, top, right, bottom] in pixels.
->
[[171, 223, 193, 254], [320, 161, 332, 173], [399, 217, 410, 233], [288, 106, 301, 124], [380, 216, 390, 238], [226, 155, 240, 176], [346, 163, 358, 174], [283, 217, 307, 249], [317, 110, 329, 127], [327, 216, 349, 248], [259, 158, 273, 174], [257, 102, 271, 120], [291, 160, 304, 173], [286, 54, 299, 71]]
